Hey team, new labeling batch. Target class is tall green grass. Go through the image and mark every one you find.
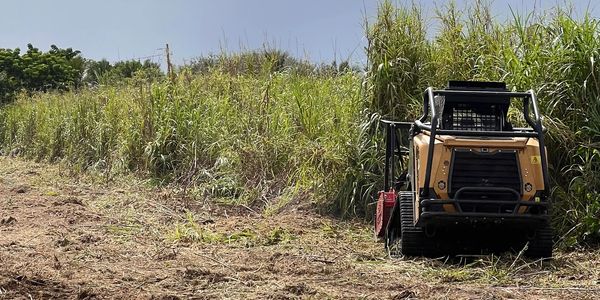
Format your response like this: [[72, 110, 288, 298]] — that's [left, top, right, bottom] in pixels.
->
[[0, 68, 364, 215]]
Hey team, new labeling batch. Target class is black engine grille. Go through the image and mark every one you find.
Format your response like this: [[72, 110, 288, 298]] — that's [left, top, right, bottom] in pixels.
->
[[449, 149, 521, 199]]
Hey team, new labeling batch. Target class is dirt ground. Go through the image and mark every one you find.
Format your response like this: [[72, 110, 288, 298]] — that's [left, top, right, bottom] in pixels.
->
[[1, 157, 599, 299]]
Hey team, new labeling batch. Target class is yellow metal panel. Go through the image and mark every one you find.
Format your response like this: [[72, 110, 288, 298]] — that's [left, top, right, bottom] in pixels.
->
[[413, 133, 546, 215]]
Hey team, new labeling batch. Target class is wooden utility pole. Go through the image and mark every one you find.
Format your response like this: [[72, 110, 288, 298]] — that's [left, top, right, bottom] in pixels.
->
[[165, 43, 174, 82]]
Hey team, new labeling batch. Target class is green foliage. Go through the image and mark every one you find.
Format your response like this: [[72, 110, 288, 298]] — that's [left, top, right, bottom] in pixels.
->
[[0, 48, 22, 101], [188, 49, 358, 77], [0, 69, 363, 215], [83, 59, 112, 84], [0, 44, 85, 103], [0, 44, 162, 102], [83, 58, 162, 85], [169, 212, 294, 246], [366, 1, 431, 120]]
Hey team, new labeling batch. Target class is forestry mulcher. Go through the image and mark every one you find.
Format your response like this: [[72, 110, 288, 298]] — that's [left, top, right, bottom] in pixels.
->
[[375, 81, 552, 258]]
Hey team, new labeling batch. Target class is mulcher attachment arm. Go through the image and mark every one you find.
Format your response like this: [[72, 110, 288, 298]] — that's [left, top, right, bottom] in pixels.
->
[[381, 120, 413, 192], [375, 120, 412, 238]]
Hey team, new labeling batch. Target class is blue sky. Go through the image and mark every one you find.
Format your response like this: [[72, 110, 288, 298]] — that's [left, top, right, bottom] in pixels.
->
[[1, 1, 598, 67]]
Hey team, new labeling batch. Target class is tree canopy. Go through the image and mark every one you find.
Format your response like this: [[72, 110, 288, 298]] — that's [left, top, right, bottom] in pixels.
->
[[0, 44, 163, 103]]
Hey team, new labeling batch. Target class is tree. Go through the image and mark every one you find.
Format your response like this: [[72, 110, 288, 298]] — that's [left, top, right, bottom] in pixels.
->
[[83, 59, 112, 85], [0, 48, 22, 102], [83, 59, 163, 85], [0, 44, 165, 102], [0, 44, 85, 102]]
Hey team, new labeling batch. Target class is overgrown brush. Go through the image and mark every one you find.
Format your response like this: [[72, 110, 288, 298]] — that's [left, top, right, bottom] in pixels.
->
[[0, 67, 363, 215], [188, 48, 355, 77]]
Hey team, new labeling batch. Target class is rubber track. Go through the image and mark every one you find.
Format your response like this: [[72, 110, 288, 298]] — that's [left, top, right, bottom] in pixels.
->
[[525, 224, 553, 258], [399, 193, 437, 257]]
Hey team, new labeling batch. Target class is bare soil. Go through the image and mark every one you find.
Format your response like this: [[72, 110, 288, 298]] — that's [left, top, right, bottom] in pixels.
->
[[1, 157, 599, 299]]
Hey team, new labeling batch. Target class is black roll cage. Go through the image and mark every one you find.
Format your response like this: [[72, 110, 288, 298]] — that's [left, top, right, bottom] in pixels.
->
[[381, 87, 550, 199]]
